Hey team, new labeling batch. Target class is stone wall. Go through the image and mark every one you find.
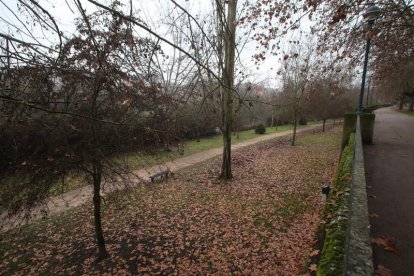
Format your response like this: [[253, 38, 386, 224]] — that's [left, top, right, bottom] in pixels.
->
[[343, 117, 374, 275]]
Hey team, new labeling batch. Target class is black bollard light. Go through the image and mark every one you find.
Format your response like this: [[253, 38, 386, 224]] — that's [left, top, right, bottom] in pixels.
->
[[322, 183, 331, 202]]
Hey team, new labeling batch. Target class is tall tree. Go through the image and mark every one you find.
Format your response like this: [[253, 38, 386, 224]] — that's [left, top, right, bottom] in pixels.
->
[[279, 43, 313, 146], [0, 3, 173, 259], [219, 0, 238, 179]]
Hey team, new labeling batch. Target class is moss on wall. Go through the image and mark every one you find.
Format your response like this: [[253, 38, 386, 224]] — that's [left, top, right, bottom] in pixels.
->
[[317, 134, 355, 275], [341, 114, 357, 151]]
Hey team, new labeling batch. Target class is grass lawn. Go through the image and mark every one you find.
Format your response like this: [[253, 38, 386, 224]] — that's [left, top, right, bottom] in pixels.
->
[[397, 109, 414, 117], [0, 126, 341, 275], [119, 123, 296, 169], [1, 122, 323, 204]]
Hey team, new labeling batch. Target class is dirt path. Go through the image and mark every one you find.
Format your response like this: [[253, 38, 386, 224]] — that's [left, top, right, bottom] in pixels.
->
[[1, 123, 324, 232], [364, 107, 414, 275]]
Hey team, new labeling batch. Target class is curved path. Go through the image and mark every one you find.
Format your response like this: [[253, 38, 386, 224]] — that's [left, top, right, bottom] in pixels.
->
[[364, 107, 414, 275], [1, 123, 325, 232]]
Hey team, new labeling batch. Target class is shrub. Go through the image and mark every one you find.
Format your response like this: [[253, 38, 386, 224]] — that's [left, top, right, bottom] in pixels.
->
[[298, 117, 307, 125], [363, 107, 374, 113], [255, 124, 266, 134]]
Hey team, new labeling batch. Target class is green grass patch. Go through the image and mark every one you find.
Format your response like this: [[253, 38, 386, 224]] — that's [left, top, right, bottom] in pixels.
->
[[397, 109, 414, 117], [296, 131, 339, 146], [114, 124, 295, 169], [1, 124, 296, 200]]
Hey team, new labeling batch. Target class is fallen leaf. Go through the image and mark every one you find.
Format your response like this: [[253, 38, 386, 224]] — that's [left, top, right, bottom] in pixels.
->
[[371, 236, 400, 256], [384, 243, 400, 255], [369, 213, 379, 219], [309, 264, 317, 272], [309, 250, 319, 257], [371, 237, 390, 247], [376, 265, 394, 276]]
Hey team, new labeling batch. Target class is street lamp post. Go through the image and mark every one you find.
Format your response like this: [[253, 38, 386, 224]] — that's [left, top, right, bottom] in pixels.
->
[[357, 5, 381, 115], [366, 78, 371, 106], [370, 85, 375, 105]]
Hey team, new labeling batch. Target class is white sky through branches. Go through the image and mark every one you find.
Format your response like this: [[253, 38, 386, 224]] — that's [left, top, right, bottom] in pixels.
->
[[0, 0, 313, 87]]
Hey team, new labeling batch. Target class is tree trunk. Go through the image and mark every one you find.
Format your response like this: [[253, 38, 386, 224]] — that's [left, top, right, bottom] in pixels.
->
[[322, 118, 326, 132], [196, 127, 200, 142], [409, 95, 414, 111], [399, 96, 404, 110], [292, 107, 298, 146], [220, 0, 237, 180], [221, 123, 232, 179], [271, 114, 274, 128], [237, 126, 240, 139], [370, 87, 374, 105], [92, 161, 108, 260], [275, 119, 278, 131]]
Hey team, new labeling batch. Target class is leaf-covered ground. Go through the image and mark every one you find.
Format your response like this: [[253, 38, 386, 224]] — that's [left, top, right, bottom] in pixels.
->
[[0, 127, 341, 275]]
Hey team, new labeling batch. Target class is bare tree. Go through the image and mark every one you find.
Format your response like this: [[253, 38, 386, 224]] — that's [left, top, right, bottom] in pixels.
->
[[0, 3, 175, 259], [216, 0, 238, 179], [279, 43, 313, 146]]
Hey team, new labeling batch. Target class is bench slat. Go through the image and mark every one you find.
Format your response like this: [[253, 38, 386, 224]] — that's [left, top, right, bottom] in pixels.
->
[[149, 170, 171, 182]]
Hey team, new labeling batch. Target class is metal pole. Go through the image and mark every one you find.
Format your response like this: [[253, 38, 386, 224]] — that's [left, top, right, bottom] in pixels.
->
[[366, 78, 371, 106], [6, 38, 10, 70], [357, 21, 374, 115], [370, 86, 374, 105]]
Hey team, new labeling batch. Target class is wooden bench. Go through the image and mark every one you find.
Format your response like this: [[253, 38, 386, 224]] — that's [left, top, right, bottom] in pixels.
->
[[149, 169, 172, 182]]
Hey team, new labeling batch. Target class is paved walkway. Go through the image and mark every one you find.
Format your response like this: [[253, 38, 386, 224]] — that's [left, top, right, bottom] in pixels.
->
[[364, 107, 414, 275], [1, 123, 324, 232]]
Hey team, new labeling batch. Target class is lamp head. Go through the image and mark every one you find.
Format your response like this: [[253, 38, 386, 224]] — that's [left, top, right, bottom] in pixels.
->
[[363, 5, 381, 23]]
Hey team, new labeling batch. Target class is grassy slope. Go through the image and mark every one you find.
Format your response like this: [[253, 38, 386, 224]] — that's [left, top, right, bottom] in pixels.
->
[[0, 126, 341, 275]]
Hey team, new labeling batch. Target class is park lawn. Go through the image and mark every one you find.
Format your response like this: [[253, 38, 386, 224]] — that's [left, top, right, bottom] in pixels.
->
[[0, 123, 309, 200], [117, 120, 331, 170], [118, 124, 295, 169], [398, 109, 414, 117], [0, 126, 341, 275]]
